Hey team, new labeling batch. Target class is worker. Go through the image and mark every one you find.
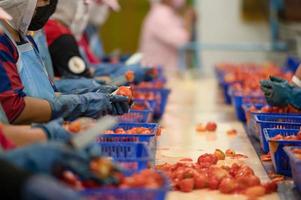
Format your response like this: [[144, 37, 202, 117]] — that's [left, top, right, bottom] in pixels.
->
[[0, 0, 130, 124], [46, 0, 157, 84], [32, 27, 119, 95], [139, 0, 195, 73], [0, 141, 105, 200]]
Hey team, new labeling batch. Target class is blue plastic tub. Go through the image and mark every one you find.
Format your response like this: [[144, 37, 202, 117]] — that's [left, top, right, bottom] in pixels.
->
[[284, 146, 301, 192], [99, 142, 152, 175], [80, 172, 170, 200], [133, 88, 171, 119], [265, 130, 301, 176], [232, 94, 265, 122], [255, 114, 301, 153]]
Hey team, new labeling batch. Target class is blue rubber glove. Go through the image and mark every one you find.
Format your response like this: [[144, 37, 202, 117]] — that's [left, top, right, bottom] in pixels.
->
[[5, 142, 101, 183], [50, 93, 113, 121], [23, 175, 81, 200], [109, 95, 130, 115], [33, 118, 71, 142], [55, 78, 117, 95], [260, 78, 290, 107]]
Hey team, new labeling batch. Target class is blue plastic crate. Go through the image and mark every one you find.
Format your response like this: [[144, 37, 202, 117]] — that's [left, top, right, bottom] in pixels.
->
[[134, 88, 171, 119], [255, 114, 301, 153], [98, 123, 159, 158], [80, 172, 170, 200], [243, 103, 265, 138], [265, 130, 301, 176], [99, 142, 152, 175], [284, 146, 301, 192], [232, 94, 265, 122]]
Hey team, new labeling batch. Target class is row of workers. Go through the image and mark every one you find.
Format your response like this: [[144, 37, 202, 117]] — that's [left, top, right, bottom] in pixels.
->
[[0, 0, 196, 199]]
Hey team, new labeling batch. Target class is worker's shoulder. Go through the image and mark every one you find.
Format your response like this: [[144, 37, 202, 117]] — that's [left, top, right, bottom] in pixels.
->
[[0, 33, 15, 50]]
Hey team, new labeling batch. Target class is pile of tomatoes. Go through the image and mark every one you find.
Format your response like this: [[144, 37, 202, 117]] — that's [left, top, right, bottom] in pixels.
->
[[105, 127, 153, 135], [249, 105, 301, 114], [62, 166, 164, 191], [156, 150, 277, 198], [271, 131, 301, 141], [217, 63, 293, 97]]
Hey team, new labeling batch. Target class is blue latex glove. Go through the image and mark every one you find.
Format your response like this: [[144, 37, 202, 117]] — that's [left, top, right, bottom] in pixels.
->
[[109, 95, 130, 115], [23, 175, 81, 200], [50, 93, 112, 121], [50, 93, 130, 120], [5, 142, 101, 183], [33, 118, 71, 142], [93, 63, 124, 77], [55, 78, 117, 95]]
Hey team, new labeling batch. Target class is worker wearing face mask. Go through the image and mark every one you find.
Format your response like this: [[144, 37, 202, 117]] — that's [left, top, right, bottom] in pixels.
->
[[140, 0, 195, 73], [45, 0, 157, 85], [0, 0, 130, 125]]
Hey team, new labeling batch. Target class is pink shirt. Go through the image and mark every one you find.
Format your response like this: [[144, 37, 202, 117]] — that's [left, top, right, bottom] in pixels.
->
[[140, 4, 189, 71]]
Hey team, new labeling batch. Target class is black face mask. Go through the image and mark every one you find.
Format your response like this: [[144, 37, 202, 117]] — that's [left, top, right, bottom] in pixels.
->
[[28, 0, 58, 31]]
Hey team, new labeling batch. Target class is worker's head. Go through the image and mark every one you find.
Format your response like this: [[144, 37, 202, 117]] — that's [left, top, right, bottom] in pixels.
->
[[161, 0, 186, 10], [0, 0, 57, 34], [51, 0, 91, 40]]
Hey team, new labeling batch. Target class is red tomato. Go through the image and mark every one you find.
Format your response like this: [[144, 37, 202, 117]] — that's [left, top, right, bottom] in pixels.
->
[[236, 176, 261, 190], [225, 149, 236, 157], [125, 71, 135, 82], [116, 86, 133, 100], [208, 167, 229, 181], [206, 122, 217, 132], [263, 181, 278, 194], [68, 121, 81, 133], [244, 186, 266, 198], [235, 166, 255, 178], [179, 178, 194, 192], [208, 176, 220, 190], [194, 174, 208, 189], [197, 154, 218, 166], [219, 178, 238, 194]]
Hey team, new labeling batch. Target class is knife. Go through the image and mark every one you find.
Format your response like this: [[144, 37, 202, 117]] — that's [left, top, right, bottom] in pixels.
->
[[70, 116, 117, 150]]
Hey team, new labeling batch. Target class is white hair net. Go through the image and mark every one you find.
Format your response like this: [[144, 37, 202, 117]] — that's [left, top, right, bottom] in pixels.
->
[[0, 0, 37, 34]]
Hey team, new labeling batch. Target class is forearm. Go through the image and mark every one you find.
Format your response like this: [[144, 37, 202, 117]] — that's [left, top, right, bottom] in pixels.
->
[[2, 125, 47, 147], [13, 97, 52, 125]]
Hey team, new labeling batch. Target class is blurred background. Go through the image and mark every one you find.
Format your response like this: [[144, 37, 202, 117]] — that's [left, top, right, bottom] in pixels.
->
[[100, 0, 301, 75]]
